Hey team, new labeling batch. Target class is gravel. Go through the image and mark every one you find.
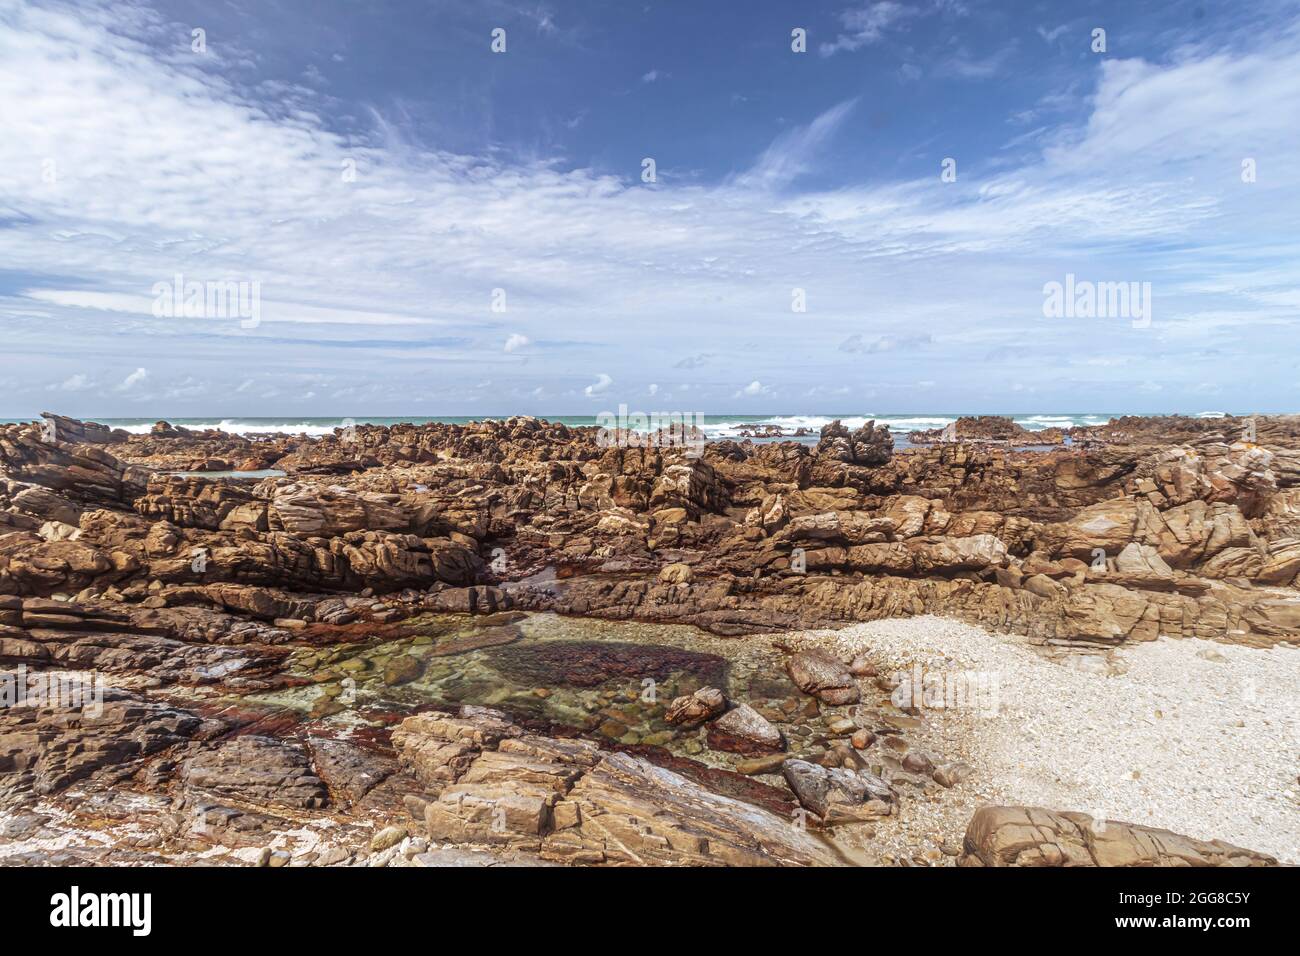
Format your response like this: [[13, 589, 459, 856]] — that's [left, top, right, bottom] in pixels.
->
[[801, 615, 1300, 864]]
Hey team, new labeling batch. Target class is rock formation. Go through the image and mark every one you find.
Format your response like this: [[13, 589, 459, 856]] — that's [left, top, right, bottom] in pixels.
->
[[1, 412, 1295, 867], [958, 805, 1279, 867]]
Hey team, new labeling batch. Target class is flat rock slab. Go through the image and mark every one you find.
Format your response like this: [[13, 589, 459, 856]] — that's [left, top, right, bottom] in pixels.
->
[[427, 624, 522, 657], [180, 735, 327, 809], [307, 736, 398, 807], [958, 805, 1279, 867], [543, 752, 838, 867]]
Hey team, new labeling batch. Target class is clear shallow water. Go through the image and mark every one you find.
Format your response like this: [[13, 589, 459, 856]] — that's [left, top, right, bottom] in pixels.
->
[[241, 611, 813, 756]]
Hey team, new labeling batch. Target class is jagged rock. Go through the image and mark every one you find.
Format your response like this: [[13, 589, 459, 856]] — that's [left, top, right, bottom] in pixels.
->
[[781, 758, 897, 824], [664, 687, 726, 727], [4, 412, 1300, 868], [179, 735, 327, 809], [909, 416, 1059, 446], [542, 752, 837, 866], [1258, 538, 1300, 584], [0, 681, 206, 797], [307, 736, 398, 808], [816, 419, 894, 467], [391, 705, 827, 865], [7, 413, 1300, 647], [391, 707, 522, 788]]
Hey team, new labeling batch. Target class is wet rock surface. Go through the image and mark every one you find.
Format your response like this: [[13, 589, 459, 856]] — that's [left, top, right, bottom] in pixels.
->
[[705, 703, 784, 755]]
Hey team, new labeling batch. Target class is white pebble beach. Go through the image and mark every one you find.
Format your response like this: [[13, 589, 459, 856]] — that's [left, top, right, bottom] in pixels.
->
[[801, 615, 1300, 864]]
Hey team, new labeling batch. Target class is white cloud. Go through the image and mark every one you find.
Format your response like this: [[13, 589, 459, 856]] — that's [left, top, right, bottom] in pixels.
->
[[840, 333, 934, 354], [584, 373, 613, 396], [1, 2, 1298, 414], [820, 2, 918, 57], [117, 367, 148, 391], [736, 99, 857, 190], [48, 374, 92, 392], [734, 380, 769, 398], [674, 354, 713, 370], [936, 42, 1017, 80], [504, 333, 531, 352]]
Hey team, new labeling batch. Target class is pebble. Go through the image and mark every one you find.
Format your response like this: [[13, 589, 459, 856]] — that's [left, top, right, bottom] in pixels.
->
[[371, 826, 408, 852], [851, 729, 876, 750], [736, 754, 789, 775], [811, 615, 1300, 864]]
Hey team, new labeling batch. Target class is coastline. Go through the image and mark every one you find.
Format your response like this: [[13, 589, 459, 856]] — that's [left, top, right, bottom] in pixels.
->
[[1, 411, 1296, 868]]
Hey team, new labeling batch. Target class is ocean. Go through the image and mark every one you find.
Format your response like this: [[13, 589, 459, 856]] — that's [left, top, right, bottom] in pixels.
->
[[0, 413, 1206, 448]]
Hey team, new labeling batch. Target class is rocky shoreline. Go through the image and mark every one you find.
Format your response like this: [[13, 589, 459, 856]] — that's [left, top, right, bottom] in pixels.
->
[[1, 412, 1294, 866]]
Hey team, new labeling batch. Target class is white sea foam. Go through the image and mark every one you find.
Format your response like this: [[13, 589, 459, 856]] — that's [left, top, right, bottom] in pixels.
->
[[95, 412, 1118, 439], [112, 420, 344, 437]]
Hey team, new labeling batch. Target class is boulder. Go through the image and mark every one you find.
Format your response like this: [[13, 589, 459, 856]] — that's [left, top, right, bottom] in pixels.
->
[[781, 758, 896, 824], [705, 703, 784, 755], [959, 805, 1279, 867], [786, 648, 860, 705], [664, 687, 726, 727]]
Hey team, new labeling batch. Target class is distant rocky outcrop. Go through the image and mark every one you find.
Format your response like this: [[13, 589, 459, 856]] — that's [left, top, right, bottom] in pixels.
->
[[908, 415, 1063, 446], [3, 414, 1300, 646], [816, 418, 894, 467]]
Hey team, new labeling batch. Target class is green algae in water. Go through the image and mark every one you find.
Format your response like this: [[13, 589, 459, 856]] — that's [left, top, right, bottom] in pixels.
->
[[245, 612, 805, 753]]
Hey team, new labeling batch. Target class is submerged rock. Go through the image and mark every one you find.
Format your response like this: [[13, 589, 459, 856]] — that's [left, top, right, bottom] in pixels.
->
[[664, 686, 726, 727], [706, 703, 784, 755], [481, 640, 727, 689], [786, 649, 860, 705]]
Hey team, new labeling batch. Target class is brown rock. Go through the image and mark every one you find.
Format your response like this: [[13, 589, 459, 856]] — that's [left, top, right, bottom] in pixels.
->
[[781, 758, 896, 824], [958, 805, 1278, 867], [705, 703, 784, 755], [664, 687, 726, 727], [786, 649, 860, 705]]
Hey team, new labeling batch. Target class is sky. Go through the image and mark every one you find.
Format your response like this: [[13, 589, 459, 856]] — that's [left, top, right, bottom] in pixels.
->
[[2, 0, 1300, 418]]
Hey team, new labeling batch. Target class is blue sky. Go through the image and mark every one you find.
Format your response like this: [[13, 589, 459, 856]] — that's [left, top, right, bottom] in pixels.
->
[[2, 0, 1299, 417]]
